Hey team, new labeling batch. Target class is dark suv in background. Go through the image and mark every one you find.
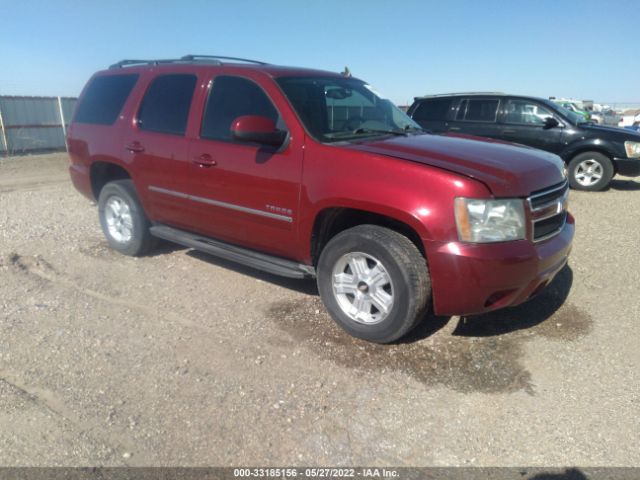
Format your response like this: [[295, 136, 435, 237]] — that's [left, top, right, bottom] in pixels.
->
[[408, 93, 640, 191]]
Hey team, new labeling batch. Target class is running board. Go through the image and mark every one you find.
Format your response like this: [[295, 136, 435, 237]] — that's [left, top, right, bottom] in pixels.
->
[[149, 224, 315, 279]]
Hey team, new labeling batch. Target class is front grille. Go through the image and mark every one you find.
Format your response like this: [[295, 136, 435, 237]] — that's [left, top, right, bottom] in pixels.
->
[[534, 212, 567, 239], [530, 182, 569, 209], [528, 181, 569, 242]]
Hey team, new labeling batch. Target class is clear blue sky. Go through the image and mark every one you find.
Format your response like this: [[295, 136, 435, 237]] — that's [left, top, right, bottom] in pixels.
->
[[1, 0, 638, 105]]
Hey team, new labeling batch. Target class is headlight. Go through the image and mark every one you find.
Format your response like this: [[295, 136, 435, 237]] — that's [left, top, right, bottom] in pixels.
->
[[454, 198, 526, 243], [624, 141, 640, 158]]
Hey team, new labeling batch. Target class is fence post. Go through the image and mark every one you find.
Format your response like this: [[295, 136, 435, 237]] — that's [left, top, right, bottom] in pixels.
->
[[0, 101, 8, 157], [57, 96, 68, 152]]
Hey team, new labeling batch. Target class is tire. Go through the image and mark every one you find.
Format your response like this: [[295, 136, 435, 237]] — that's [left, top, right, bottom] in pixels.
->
[[317, 225, 431, 343], [98, 179, 155, 256], [568, 151, 614, 191]]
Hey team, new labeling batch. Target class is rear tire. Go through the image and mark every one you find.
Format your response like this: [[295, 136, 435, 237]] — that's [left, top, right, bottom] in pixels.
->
[[317, 225, 431, 343], [568, 151, 613, 191], [98, 179, 155, 256]]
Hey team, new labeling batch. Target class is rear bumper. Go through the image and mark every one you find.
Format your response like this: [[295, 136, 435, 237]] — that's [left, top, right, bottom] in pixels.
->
[[613, 157, 640, 177], [425, 213, 575, 316]]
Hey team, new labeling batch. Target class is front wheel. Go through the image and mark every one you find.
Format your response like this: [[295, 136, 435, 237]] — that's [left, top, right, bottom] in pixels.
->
[[317, 225, 431, 343], [568, 152, 614, 191]]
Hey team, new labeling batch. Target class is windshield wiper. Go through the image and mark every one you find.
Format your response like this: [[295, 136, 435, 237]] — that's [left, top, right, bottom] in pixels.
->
[[352, 127, 408, 137], [403, 125, 427, 133]]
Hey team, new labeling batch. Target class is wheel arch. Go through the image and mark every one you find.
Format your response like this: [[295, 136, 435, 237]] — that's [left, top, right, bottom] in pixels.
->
[[90, 161, 132, 200], [309, 206, 428, 266], [562, 142, 616, 172]]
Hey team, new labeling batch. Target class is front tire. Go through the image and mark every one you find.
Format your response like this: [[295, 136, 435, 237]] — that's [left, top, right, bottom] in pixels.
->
[[98, 179, 154, 256], [317, 225, 431, 343], [568, 151, 613, 191]]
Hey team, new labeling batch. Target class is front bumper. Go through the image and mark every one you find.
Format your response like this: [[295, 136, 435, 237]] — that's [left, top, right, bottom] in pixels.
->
[[613, 157, 640, 177], [425, 213, 575, 316]]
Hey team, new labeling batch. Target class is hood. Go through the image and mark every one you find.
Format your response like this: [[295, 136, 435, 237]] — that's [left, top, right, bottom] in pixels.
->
[[345, 133, 566, 197], [580, 123, 640, 140]]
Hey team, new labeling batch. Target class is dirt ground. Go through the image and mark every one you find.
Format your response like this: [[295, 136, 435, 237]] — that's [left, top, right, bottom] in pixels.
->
[[0, 153, 639, 466]]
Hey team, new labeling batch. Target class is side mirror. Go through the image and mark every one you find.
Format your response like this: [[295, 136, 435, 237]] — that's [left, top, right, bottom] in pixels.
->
[[543, 117, 560, 129], [231, 115, 286, 147]]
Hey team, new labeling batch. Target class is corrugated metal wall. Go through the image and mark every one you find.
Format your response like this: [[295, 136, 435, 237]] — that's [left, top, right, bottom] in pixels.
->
[[0, 96, 77, 156]]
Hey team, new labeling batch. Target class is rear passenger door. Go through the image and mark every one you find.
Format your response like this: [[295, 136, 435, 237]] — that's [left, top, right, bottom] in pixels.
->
[[186, 75, 303, 259], [500, 98, 564, 153], [409, 98, 453, 132], [447, 97, 502, 140], [123, 72, 199, 230]]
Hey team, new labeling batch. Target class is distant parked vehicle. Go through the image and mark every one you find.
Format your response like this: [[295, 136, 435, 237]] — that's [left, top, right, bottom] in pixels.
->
[[553, 100, 591, 121], [625, 122, 640, 132], [590, 109, 622, 126], [408, 93, 640, 191]]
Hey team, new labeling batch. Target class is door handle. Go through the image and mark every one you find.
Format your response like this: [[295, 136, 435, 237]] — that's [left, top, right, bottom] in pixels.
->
[[125, 142, 145, 153], [449, 127, 461, 131], [502, 129, 517, 134], [193, 153, 217, 167]]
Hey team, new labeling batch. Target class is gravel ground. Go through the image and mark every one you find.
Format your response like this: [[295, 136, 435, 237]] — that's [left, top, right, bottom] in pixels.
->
[[0, 153, 639, 467]]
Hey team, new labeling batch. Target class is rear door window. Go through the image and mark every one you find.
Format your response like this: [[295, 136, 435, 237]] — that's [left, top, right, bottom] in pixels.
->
[[411, 98, 452, 122], [462, 99, 499, 122], [137, 74, 197, 136], [74, 74, 139, 125]]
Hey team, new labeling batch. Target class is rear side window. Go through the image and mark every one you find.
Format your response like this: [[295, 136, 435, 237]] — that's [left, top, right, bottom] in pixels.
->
[[412, 99, 452, 121], [137, 74, 197, 136], [201, 76, 280, 142], [462, 99, 499, 122], [74, 74, 138, 125]]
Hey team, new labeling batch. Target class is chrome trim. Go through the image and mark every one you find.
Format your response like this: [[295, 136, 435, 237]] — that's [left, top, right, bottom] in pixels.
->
[[148, 185, 293, 223], [529, 188, 569, 222], [528, 181, 569, 243], [529, 181, 568, 200]]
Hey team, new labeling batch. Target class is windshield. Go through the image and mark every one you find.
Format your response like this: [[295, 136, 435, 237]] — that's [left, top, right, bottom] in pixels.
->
[[276, 76, 422, 142], [544, 100, 584, 125]]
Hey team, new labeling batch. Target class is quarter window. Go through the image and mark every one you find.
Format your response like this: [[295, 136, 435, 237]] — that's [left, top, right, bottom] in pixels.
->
[[137, 74, 197, 136], [201, 76, 281, 142], [74, 74, 138, 125]]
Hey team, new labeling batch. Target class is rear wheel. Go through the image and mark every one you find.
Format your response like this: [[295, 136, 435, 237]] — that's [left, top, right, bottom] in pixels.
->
[[568, 151, 613, 191], [317, 225, 431, 343], [98, 179, 155, 256]]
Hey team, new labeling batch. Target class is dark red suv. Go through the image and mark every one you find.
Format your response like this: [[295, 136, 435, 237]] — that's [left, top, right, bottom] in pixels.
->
[[68, 55, 574, 343]]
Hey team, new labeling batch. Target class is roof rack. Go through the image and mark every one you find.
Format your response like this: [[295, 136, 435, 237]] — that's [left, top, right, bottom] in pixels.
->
[[180, 54, 268, 65], [416, 91, 505, 98], [109, 55, 268, 69], [109, 59, 180, 69]]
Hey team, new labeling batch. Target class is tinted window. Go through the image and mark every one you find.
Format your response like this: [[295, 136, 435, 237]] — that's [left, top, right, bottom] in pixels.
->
[[74, 74, 138, 125], [137, 74, 197, 136], [505, 100, 554, 125], [201, 76, 280, 141], [463, 99, 499, 122], [456, 99, 467, 120], [412, 99, 452, 121]]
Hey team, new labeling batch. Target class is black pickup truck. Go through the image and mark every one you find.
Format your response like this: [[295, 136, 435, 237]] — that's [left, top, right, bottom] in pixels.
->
[[408, 93, 640, 191]]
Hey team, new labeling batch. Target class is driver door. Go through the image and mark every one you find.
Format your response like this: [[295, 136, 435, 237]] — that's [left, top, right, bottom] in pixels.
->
[[499, 98, 564, 154], [186, 75, 303, 258]]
